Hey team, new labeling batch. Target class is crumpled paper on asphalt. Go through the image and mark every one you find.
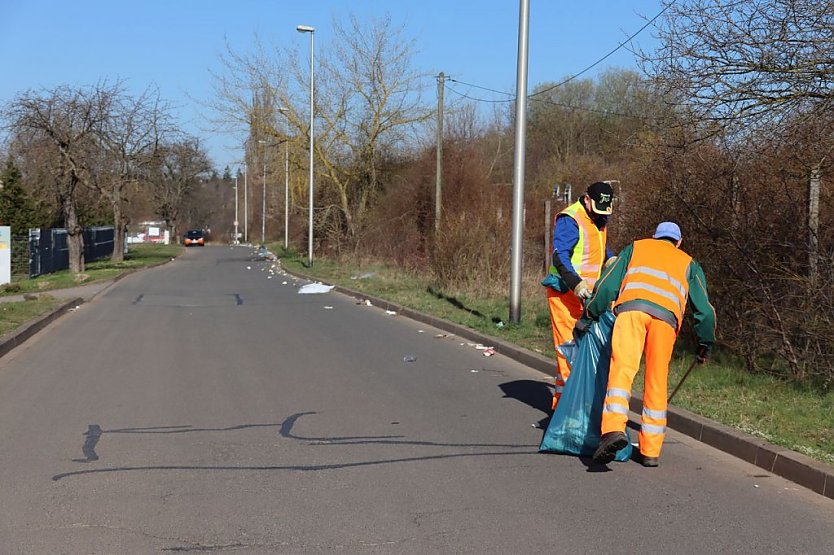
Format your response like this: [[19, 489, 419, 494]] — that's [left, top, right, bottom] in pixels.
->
[[298, 282, 335, 294]]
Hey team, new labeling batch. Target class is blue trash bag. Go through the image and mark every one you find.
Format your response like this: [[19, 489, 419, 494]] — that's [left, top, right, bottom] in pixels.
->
[[539, 310, 632, 461]]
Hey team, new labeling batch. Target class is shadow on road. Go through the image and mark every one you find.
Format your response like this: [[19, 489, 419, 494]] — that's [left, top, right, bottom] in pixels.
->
[[53, 412, 537, 481], [499, 379, 553, 430]]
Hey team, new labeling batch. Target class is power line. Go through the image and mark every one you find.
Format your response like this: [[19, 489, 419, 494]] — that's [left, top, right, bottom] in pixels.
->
[[530, 3, 673, 98], [446, 3, 672, 104], [444, 82, 513, 104], [444, 81, 650, 120]]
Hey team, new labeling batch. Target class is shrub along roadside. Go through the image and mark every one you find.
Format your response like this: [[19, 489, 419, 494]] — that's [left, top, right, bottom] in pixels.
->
[[275, 246, 834, 467]]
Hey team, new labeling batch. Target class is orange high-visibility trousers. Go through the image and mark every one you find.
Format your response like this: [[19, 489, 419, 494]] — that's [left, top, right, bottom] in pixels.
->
[[601, 310, 676, 458], [546, 288, 584, 410]]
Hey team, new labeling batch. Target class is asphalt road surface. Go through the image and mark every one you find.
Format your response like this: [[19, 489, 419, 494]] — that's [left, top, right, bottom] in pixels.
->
[[0, 246, 832, 553]]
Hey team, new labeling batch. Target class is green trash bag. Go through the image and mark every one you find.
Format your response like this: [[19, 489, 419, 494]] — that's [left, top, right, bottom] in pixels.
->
[[539, 310, 632, 462]]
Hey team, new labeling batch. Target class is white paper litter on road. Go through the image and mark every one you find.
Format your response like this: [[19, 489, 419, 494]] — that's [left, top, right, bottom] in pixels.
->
[[323, 306, 334, 310], [298, 282, 335, 294], [385, 310, 397, 315]]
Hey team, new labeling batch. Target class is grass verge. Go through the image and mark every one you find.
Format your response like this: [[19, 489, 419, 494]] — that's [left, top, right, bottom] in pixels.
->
[[276, 246, 834, 467], [0, 296, 65, 337], [1, 244, 183, 297]]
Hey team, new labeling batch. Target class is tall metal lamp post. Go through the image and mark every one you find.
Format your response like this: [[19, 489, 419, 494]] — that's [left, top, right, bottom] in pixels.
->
[[233, 171, 240, 244], [297, 24, 315, 267], [258, 139, 269, 245]]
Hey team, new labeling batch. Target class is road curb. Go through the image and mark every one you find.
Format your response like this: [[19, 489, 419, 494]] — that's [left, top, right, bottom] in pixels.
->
[[284, 266, 834, 501], [0, 297, 84, 359]]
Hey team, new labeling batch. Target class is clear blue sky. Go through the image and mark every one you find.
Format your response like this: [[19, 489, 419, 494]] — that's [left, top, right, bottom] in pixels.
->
[[0, 0, 662, 171]]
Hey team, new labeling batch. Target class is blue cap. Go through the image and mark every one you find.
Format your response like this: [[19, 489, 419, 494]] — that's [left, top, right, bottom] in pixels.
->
[[653, 222, 681, 241]]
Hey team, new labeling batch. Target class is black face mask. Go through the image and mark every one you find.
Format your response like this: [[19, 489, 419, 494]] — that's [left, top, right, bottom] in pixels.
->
[[591, 213, 608, 227]]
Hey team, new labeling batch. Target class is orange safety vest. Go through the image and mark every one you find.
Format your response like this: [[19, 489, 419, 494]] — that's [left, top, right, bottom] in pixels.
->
[[614, 238, 692, 331], [549, 200, 607, 287]]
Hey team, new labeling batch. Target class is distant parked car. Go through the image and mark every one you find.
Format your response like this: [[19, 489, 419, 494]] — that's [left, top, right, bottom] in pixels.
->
[[183, 229, 206, 247]]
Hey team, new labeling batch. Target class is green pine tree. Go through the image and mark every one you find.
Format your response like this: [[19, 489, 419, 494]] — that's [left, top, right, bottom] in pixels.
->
[[0, 157, 42, 235]]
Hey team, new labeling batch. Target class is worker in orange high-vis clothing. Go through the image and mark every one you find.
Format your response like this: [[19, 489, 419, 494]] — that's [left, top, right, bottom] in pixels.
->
[[576, 221, 715, 467], [542, 182, 615, 412]]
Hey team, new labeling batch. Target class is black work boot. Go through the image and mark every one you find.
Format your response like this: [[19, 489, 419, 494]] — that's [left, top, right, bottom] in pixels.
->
[[592, 431, 628, 465], [640, 455, 659, 467]]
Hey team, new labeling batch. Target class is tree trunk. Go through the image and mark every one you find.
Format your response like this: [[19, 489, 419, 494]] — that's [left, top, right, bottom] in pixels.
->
[[110, 195, 126, 263], [64, 196, 85, 274]]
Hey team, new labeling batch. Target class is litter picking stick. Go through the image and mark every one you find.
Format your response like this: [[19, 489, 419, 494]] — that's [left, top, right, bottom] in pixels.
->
[[667, 358, 698, 403]]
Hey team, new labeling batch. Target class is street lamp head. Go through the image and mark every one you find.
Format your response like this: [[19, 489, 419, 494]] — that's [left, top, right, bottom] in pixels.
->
[[296, 25, 315, 33]]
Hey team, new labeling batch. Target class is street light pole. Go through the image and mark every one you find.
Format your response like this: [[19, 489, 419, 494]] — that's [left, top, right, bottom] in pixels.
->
[[284, 142, 290, 249], [509, 0, 530, 324], [234, 173, 239, 244], [297, 24, 315, 267], [243, 161, 249, 244], [259, 140, 268, 245]]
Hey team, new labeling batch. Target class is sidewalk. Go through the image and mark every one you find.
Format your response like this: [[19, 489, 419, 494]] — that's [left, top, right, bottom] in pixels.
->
[[0, 281, 113, 304]]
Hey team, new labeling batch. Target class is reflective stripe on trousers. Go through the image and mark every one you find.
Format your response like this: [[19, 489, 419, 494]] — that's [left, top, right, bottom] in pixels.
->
[[546, 288, 583, 410], [601, 310, 676, 458]]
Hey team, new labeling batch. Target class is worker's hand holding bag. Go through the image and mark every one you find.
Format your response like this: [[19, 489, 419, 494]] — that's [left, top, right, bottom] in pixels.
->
[[695, 345, 709, 365]]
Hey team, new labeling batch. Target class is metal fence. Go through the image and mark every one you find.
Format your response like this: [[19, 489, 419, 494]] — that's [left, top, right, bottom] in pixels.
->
[[27, 226, 114, 278], [10, 236, 30, 279]]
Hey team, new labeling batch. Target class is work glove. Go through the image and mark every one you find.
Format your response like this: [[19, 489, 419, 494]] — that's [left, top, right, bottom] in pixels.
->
[[574, 280, 592, 301], [695, 345, 709, 365], [573, 318, 590, 342]]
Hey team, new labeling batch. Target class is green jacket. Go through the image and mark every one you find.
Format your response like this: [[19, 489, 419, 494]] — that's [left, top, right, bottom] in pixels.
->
[[579, 240, 716, 352]]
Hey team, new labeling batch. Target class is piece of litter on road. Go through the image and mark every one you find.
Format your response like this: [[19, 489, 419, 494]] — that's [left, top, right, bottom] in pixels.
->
[[418, 330, 424, 333], [475, 344, 487, 350], [482, 347, 496, 357], [298, 282, 335, 294], [403, 354, 417, 362], [385, 310, 397, 315], [754, 484, 759, 488], [435, 333, 448, 338], [364, 299, 372, 306], [471, 369, 479, 373], [267, 276, 273, 279], [282, 281, 288, 285], [246, 266, 251, 270], [495, 321, 505, 328], [323, 306, 334, 310]]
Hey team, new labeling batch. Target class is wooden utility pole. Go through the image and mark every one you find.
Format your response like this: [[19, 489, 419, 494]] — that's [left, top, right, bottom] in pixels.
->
[[435, 72, 445, 233]]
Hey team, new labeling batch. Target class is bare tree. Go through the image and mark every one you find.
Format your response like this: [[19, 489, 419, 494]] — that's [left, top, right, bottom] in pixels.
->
[[97, 86, 173, 261], [644, 0, 834, 129], [208, 14, 433, 251], [4, 84, 114, 273], [147, 138, 212, 242]]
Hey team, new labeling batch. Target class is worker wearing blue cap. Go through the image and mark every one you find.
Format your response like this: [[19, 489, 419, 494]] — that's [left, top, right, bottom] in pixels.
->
[[575, 221, 716, 467]]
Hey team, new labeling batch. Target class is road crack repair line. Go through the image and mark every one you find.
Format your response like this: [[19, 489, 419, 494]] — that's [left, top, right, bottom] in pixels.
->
[[54, 413, 536, 481]]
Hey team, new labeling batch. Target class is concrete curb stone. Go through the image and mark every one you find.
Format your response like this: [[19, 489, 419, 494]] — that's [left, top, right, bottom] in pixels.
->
[[285, 266, 834, 500], [0, 297, 84, 359]]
